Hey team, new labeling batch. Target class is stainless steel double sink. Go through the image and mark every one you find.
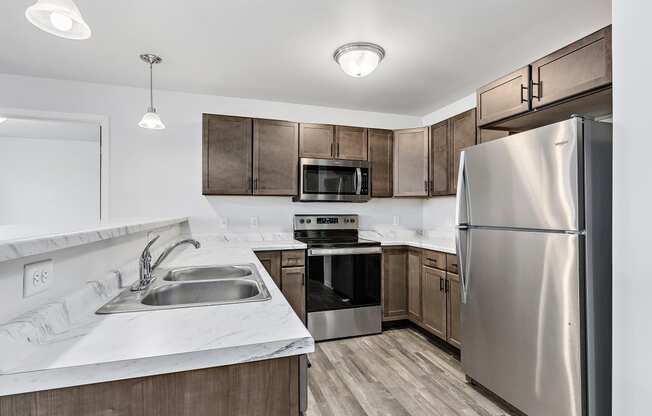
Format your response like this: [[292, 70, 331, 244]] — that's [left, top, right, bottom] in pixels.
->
[[96, 264, 271, 314]]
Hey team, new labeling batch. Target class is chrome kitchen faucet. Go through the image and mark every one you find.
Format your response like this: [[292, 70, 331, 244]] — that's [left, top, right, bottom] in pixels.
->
[[132, 235, 201, 291]]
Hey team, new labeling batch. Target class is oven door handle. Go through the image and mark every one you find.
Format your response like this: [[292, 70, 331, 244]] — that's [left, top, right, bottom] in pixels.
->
[[308, 247, 382, 256]]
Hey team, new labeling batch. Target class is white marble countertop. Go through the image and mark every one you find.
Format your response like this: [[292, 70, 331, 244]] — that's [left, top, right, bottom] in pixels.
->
[[0, 242, 313, 396], [360, 230, 456, 254], [0, 217, 189, 263]]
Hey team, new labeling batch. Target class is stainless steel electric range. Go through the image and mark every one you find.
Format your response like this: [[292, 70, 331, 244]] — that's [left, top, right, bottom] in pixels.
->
[[293, 214, 382, 341]]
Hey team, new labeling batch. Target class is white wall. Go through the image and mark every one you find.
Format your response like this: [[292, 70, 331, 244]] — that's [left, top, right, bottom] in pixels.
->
[[0, 136, 100, 225], [612, 1, 651, 414], [421, 93, 476, 126], [0, 73, 423, 233]]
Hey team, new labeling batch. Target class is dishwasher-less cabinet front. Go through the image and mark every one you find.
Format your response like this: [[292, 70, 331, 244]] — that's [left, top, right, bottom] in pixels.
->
[[256, 250, 306, 323]]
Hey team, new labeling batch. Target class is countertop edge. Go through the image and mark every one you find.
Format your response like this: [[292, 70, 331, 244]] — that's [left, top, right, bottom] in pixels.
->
[[0, 217, 189, 263]]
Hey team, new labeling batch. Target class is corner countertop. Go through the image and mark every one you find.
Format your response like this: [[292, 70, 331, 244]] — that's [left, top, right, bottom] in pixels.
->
[[360, 230, 456, 254], [0, 240, 313, 396], [0, 217, 189, 263]]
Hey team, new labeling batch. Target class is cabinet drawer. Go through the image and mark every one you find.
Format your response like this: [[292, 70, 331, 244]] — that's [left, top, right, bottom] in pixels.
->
[[446, 254, 458, 274], [422, 250, 446, 270], [282, 250, 305, 267]]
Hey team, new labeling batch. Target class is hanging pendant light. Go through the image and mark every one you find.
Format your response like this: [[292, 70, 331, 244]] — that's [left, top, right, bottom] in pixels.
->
[[25, 0, 92, 40], [138, 54, 165, 130], [333, 42, 386, 78]]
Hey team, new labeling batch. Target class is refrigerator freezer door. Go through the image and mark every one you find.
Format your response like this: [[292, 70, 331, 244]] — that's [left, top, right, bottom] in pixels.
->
[[461, 228, 582, 416], [463, 118, 582, 231]]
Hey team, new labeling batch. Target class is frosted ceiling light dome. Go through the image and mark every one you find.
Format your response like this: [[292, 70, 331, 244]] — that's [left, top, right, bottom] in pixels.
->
[[0, 117, 7, 124], [138, 111, 165, 130], [333, 42, 386, 78], [25, 0, 92, 40]]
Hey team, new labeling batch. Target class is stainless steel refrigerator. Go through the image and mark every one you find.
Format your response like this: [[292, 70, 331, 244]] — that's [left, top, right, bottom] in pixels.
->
[[455, 117, 612, 416]]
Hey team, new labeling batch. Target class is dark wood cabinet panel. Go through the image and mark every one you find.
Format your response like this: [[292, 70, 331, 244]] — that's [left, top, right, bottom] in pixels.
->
[[255, 251, 282, 288], [422, 250, 446, 271], [446, 272, 462, 349], [477, 66, 530, 127], [281, 250, 305, 268], [422, 266, 447, 340], [282, 266, 306, 322], [393, 127, 429, 197], [382, 247, 408, 320], [449, 109, 477, 195], [478, 128, 510, 144], [335, 126, 368, 160], [0, 357, 300, 416], [531, 26, 611, 109], [429, 120, 449, 196], [253, 119, 299, 196], [202, 114, 253, 195], [446, 254, 458, 275], [368, 129, 393, 197], [407, 248, 422, 322], [299, 123, 334, 159]]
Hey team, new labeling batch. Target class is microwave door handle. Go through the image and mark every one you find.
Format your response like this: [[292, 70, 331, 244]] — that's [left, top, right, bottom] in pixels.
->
[[355, 168, 362, 194]]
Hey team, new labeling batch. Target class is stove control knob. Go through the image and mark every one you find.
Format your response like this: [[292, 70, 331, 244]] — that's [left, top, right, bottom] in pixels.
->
[[299, 219, 305, 224], [351, 218, 356, 223], [306, 219, 312, 224]]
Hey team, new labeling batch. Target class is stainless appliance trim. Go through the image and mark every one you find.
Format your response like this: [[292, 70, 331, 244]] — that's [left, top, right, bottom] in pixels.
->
[[294, 214, 359, 231], [301, 157, 369, 168], [308, 247, 382, 256], [307, 305, 382, 341], [355, 167, 362, 194]]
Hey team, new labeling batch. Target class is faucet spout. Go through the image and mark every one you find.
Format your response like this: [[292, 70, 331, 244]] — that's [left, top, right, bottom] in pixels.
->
[[152, 239, 201, 270], [132, 236, 201, 291]]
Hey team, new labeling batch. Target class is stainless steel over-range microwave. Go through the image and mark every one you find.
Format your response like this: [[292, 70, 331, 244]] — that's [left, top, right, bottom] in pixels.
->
[[297, 158, 370, 202]]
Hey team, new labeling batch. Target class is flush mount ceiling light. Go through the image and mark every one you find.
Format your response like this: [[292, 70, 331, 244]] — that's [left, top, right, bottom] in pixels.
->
[[25, 0, 91, 40], [0, 117, 7, 124], [138, 54, 166, 130], [333, 42, 386, 78]]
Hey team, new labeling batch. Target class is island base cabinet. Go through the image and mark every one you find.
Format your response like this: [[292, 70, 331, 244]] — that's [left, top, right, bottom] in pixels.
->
[[0, 356, 302, 416]]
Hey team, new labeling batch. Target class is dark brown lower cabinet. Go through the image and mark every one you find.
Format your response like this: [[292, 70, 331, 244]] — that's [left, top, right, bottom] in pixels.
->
[[421, 265, 447, 339], [446, 272, 462, 348], [407, 248, 423, 322], [0, 356, 301, 416], [282, 266, 306, 323], [256, 250, 306, 322], [382, 248, 408, 320]]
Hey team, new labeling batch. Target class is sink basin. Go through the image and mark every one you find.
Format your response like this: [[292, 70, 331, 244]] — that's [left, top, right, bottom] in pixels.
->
[[164, 266, 253, 281], [142, 279, 260, 306], [96, 263, 271, 314]]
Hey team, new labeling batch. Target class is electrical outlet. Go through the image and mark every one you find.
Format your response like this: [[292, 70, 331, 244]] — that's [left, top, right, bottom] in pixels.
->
[[393, 215, 400, 226], [249, 216, 259, 228], [23, 259, 54, 298]]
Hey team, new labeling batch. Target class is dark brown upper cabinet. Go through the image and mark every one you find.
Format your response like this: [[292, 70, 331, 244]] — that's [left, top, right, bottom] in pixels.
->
[[531, 26, 612, 109], [203, 114, 253, 195], [393, 127, 429, 197], [299, 123, 334, 159], [429, 120, 449, 196], [477, 66, 531, 127], [335, 126, 368, 160], [478, 128, 510, 144], [368, 129, 393, 197], [449, 109, 477, 195], [253, 119, 299, 196]]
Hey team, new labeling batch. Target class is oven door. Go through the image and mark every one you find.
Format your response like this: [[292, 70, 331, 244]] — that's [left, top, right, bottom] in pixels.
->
[[299, 158, 369, 202], [306, 247, 381, 313]]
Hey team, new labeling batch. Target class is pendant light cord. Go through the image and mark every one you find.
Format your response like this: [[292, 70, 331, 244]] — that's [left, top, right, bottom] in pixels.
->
[[149, 62, 154, 110]]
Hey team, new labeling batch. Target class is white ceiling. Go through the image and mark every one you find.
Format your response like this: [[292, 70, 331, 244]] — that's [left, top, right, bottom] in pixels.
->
[[0, 0, 611, 116]]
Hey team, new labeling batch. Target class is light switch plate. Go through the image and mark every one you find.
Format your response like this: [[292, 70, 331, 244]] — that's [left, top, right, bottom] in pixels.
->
[[23, 259, 54, 298]]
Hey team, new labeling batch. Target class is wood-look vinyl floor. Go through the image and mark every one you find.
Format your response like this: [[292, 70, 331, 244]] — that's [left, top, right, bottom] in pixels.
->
[[306, 328, 514, 416]]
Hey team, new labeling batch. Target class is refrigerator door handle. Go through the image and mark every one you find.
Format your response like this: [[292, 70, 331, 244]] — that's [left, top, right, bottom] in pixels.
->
[[455, 150, 469, 226], [456, 226, 470, 304]]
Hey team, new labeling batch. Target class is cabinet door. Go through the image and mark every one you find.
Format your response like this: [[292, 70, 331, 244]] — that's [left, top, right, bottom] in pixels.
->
[[477, 66, 530, 127], [407, 248, 422, 322], [299, 123, 334, 159], [429, 120, 449, 196], [368, 129, 393, 197], [531, 26, 611, 109], [422, 266, 447, 340], [478, 128, 510, 144], [449, 109, 477, 195], [202, 114, 252, 195], [335, 126, 368, 160], [393, 127, 429, 197], [255, 251, 281, 288], [282, 266, 306, 322], [253, 119, 299, 196], [382, 248, 408, 320], [447, 272, 462, 349]]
